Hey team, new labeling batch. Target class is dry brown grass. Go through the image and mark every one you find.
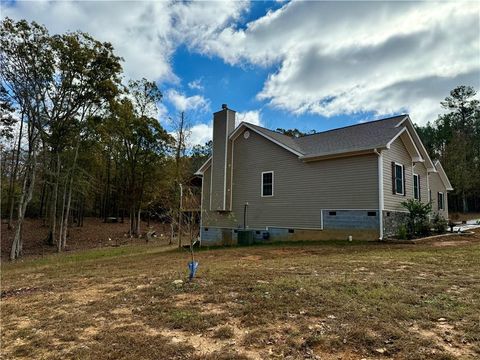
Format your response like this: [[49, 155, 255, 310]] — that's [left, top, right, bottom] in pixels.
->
[[1, 231, 480, 359]]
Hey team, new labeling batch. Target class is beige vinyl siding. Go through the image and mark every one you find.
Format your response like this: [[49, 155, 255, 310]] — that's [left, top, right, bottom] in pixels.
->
[[383, 137, 414, 211], [429, 171, 449, 219], [203, 130, 379, 229], [413, 162, 429, 204]]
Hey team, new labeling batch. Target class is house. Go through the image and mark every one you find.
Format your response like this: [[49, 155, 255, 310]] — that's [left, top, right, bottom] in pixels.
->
[[195, 104, 453, 245]]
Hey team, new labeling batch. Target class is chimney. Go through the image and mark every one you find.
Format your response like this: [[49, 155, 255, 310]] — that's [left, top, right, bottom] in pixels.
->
[[210, 104, 236, 211]]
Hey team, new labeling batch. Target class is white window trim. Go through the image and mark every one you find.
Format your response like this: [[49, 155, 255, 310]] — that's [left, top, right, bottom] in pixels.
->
[[413, 173, 419, 200], [261, 171, 274, 197], [438, 192, 444, 210], [394, 162, 405, 195]]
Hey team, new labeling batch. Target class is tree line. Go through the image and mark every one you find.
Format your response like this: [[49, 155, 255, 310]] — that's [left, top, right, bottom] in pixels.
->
[[415, 85, 480, 214], [1, 19, 209, 260]]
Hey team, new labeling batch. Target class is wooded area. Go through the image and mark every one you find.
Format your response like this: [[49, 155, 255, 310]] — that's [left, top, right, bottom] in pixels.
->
[[0, 19, 209, 260], [415, 85, 480, 214]]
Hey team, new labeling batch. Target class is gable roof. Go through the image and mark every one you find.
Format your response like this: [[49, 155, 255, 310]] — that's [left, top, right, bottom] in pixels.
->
[[294, 115, 406, 157], [197, 114, 436, 173], [232, 114, 424, 161]]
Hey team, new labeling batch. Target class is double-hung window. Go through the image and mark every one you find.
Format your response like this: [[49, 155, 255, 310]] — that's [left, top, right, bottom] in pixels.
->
[[438, 192, 444, 210], [261, 171, 274, 197], [413, 174, 420, 200], [393, 163, 405, 195]]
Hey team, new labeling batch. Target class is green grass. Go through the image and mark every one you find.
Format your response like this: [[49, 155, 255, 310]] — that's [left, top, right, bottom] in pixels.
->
[[2, 236, 480, 359]]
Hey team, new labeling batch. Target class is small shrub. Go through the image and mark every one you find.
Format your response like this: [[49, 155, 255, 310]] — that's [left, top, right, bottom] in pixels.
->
[[432, 214, 448, 234], [416, 219, 432, 236], [397, 225, 408, 240], [401, 199, 432, 238]]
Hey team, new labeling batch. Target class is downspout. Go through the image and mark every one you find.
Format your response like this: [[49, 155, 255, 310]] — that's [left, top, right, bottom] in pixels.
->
[[374, 149, 384, 240], [243, 202, 249, 229]]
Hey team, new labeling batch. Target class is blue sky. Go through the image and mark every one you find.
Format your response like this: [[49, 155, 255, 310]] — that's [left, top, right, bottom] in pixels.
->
[[3, 0, 479, 146]]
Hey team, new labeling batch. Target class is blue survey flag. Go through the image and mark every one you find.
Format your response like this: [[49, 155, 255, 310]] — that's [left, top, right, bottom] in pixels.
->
[[188, 261, 199, 280]]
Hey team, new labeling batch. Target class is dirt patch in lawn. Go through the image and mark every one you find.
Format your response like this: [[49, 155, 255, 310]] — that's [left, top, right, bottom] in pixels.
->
[[433, 240, 472, 247], [411, 321, 477, 359], [241, 255, 262, 261]]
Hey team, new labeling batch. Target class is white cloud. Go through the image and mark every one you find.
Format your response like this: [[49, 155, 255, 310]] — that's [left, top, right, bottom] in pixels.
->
[[2, 0, 249, 82], [4, 1, 479, 126], [166, 89, 210, 113], [186, 1, 480, 125], [236, 110, 262, 127], [179, 109, 262, 147], [189, 123, 213, 147], [188, 79, 204, 91]]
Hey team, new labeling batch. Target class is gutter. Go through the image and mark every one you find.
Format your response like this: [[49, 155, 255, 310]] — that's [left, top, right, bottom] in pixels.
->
[[299, 147, 386, 162]]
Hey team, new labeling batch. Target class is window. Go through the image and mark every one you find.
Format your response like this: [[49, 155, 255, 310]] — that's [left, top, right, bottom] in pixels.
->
[[393, 163, 405, 195], [429, 189, 432, 203], [438, 192, 444, 210], [413, 174, 420, 200], [261, 171, 274, 197]]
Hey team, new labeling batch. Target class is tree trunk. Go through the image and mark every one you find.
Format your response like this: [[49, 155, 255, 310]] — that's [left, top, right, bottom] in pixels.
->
[[42, 185, 50, 227], [104, 154, 111, 222], [178, 183, 183, 249], [178, 210, 182, 249], [79, 195, 85, 227], [47, 153, 61, 246], [7, 113, 24, 229], [39, 180, 47, 219], [10, 150, 36, 260], [61, 180, 72, 249], [61, 142, 80, 249], [58, 177, 68, 252], [7, 146, 16, 227], [462, 190, 468, 213], [129, 205, 135, 237], [136, 207, 141, 236]]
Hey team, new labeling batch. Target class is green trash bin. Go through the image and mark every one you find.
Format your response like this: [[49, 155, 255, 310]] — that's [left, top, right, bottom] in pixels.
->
[[237, 230, 254, 246]]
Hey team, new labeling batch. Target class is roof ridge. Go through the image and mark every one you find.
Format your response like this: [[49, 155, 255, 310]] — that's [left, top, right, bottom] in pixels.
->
[[294, 114, 408, 139], [244, 114, 408, 140], [244, 122, 294, 139]]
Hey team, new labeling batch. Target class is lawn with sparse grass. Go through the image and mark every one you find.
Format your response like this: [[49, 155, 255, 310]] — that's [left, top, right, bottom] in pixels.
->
[[1, 232, 480, 359]]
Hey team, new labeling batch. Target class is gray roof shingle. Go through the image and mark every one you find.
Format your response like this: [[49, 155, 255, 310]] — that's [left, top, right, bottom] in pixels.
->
[[244, 115, 407, 157], [247, 123, 306, 155]]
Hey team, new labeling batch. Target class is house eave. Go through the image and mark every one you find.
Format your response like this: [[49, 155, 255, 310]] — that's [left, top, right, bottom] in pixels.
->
[[434, 159, 454, 191], [299, 147, 384, 162]]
